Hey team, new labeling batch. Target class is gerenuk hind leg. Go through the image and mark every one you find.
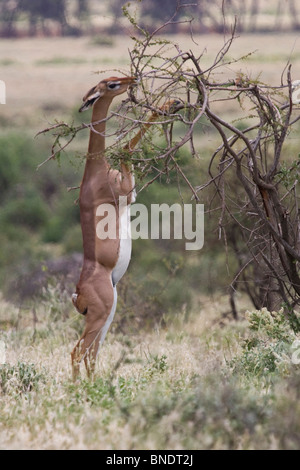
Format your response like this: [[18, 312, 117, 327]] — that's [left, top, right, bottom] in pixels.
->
[[71, 270, 115, 380]]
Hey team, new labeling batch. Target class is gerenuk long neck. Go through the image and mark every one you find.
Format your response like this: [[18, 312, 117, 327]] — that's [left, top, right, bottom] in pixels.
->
[[85, 96, 113, 173], [79, 96, 114, 264]]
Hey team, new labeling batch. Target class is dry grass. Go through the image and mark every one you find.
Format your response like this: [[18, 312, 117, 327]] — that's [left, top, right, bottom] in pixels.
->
[[1, 289, 299, 450], [0, 291, 243, 450]]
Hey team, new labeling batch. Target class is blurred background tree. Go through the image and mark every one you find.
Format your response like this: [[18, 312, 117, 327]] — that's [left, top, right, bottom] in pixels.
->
[[0, 0, 300, 36]]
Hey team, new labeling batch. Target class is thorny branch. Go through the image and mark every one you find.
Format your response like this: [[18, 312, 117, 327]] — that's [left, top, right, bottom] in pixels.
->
[[39, 10, 300, 318]]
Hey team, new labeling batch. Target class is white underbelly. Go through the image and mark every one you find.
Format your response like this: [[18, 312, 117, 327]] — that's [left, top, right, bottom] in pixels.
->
[[112, 204, 132, 286]]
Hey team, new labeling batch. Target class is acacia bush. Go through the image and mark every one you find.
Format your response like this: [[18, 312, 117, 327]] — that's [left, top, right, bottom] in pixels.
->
[[120, 12, 300, 317], [40, 9, 300, 321]]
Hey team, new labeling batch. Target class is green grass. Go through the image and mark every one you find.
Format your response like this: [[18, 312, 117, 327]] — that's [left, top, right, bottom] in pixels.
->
[[35, 57, 88, 66], [0, 58, 19, 66]]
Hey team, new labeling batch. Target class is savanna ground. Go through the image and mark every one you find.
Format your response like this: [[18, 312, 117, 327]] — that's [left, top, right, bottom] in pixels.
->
[[1, 32, 300, 450]]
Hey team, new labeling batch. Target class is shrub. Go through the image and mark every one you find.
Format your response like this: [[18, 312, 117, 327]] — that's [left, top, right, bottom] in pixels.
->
[[0, 134, 37, 199], [0, 187, 49, 230], [42, 190, 80, 243], [89, 35, 115, 47], [0, 362, 45, 396], [230, 308, 300, 383]]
